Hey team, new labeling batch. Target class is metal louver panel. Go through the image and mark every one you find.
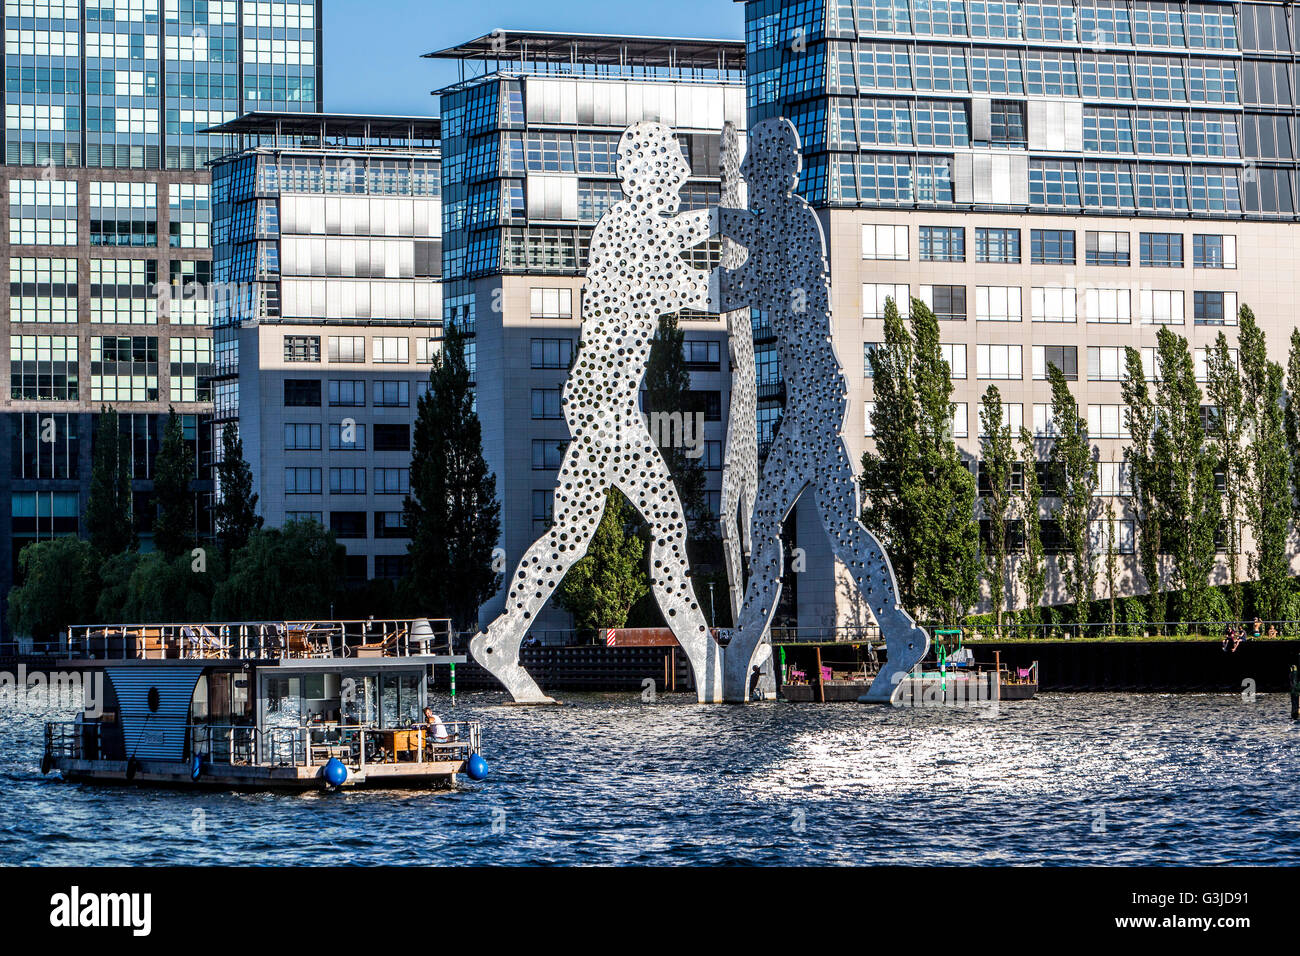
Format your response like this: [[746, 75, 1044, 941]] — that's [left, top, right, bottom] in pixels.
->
[[106, 666, 205, 761], [953, 153, 974, 203], [971, 97, 992, 143]]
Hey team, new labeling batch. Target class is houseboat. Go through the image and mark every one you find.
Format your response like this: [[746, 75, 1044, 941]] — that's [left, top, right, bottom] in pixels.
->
[[879, 629, 1039, 705], [40, 618, 489, 791]]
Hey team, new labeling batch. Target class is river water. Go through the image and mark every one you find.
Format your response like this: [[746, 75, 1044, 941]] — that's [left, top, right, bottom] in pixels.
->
[[0, 692, 1294, 865]]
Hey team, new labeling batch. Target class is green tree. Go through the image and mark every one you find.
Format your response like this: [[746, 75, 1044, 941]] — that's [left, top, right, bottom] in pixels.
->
[[85, 406, 136, 555], [119, 552, 214, 623], [152, 408, 196, 559], [1016, 426, 1046, 634], [404, 327, 502, 631], [556, 488, 650, 635], [1238, 308, 1290, 622], [213, 520, 345, 620], [1047, 363, 1098, 628], [863, 297, 979, 623], [7, 537, 100, 644], [1285, 328, 1300, 529], [1152, 327, 1218, 624], [1205, 329, 1246, 619], [213, 422, 262, 556], [1102, 497, 1120, 635], [1121, 346, 1164, 627], [979, 385, 1015, 630]]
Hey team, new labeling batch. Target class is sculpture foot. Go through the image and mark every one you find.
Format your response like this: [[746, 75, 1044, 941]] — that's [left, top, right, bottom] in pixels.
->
[[469, 630, 557, 705]]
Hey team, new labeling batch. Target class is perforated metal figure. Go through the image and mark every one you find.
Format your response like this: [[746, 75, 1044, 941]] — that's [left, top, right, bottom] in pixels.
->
[[470, 121, 724, 704], [716, 117, 929, 703]]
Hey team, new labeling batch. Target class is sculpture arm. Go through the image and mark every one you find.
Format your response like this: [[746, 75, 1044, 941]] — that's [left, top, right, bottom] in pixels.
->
[[668, 207, 716, 249]]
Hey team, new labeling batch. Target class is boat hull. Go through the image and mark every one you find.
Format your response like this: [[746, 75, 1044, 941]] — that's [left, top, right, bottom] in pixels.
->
[[51, 756, 465, 791]]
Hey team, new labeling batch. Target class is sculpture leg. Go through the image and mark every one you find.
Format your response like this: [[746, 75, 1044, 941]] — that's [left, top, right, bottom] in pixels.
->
[[722, 437, 804, 701], [719, 480, 746, 624], [470, 447, 607, 704], [615, 439, 721, 702], [811, 440, 929, 703]]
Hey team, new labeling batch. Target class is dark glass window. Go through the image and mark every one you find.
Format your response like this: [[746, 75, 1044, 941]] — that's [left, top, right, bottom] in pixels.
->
[[1139, 232, 1182, 267], [919, 225, 965, 261], [283, 379, 320, 407], [1031, 229, 1075, 264]]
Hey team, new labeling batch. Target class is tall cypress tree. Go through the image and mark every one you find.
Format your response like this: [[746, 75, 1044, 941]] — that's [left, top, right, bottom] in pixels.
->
[[863, 297, 979, 623], [1152, 327, 1218, 624], [152, 407, 196, 559], [214, 422, 263, 556], [979, 385, 1015, 630], [1047, 364, 1098, 628], [1205, 329, 1246, 619], [86, 406, 136, 555], [1016, 426, 1046, 634], [1239, 308, 1289, 622], [1121, 346, 1164, 626], [1285, 328, 1300, 531], [404, 326, 502, 631]]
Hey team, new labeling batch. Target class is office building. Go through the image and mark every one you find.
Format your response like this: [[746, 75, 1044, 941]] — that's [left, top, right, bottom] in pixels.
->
[[207, 111, 441, 586], [1, 0, 322, 643], [429, 31, 747, 633], [741, 0, 1300, 621]]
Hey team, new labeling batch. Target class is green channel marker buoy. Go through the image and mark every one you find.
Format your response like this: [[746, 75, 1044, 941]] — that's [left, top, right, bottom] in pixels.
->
[[451, 661, 456, 707]]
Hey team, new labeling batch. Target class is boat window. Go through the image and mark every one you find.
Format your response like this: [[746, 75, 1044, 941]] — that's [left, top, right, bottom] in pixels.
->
[[380, 673, 421, 728]]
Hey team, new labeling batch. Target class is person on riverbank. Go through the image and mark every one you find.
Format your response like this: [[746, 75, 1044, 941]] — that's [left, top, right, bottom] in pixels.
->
[[1291, 665, 1300, 719], [1253, 618, 1264, 639]]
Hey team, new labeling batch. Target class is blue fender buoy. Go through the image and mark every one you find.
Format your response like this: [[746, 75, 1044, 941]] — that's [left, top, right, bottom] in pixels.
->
[[191, 755, 203, 781], [467, 753, 489, 781], [322, 757, 348, 788]]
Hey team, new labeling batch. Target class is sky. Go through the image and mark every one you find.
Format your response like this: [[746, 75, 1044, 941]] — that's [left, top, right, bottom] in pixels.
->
[[322, 0, 743, 116]]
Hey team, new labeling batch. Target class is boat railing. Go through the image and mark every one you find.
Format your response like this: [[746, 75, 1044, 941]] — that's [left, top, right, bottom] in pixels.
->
[[63, 618, 456, 661], [45, 719, 483, 772]]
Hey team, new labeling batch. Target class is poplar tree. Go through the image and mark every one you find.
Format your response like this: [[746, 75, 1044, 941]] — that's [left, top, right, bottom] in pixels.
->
[[404, 327, 502, 631], [1016, 426, 1046, 634], [979, 385, 1015, 631], [1205, 330, 1245, 619], [213, 422, 263, 557], [152, 408, 196, 559], [1239, 308, 1289, 622], [86, 406, 136, 556], [556, 488, 650, 635], [1152, 327, 1218, 625], [1103, 497, 1120, 635], [1286, 328, 1300, 530], [862, 297, 979, 623], [1047, 364, 1098, 628], [1121, 346, 1164, 627]]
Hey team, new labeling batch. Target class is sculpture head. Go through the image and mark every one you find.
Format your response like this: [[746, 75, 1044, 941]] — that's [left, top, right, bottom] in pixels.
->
[[741, 118, 801, 204], [617, 121, 691, 213]]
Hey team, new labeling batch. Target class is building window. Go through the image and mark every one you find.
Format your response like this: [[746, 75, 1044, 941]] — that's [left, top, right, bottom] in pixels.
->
[[329, 468, 366, 494], [284, 335, 320, 362], [9, 258, 77, 324], [952, 402, 968, 438], [979, 402, 1023, 435], [532, 439, 567, 470], [1032, 403, 1057, 437], [531, 337, 574, 369], [329, 512, 367, 539], [975, 227, 1020, 263], [328, 336, 365, 363], [1033, 345, 1078, 380], [1193, 234, 1235, 269], [285, 512, 324, 525], [976, 285, 1022, 322], [9, 179, 77, 245], [91, 336, 158, 402], [1086, 231, 1130, 266], [977, 344, 1023, 379], [1087, 346, 1126, 381], [532, 489, 554, 532], [862, 224, 908, 260], [1085, 288, 1131, 324], [373, 380, 410, 407], [372, 336, 409, 364], [1090, 518, 1135, 553], [530, 287, 573, 319], [373, 424, 410, 452], [864, 401, 876, 437], [285, 467, 322, 495], [940, 342, 967, 379], [10, 334, 78, 400], [1194, 346, 1238, 382], [683, 340, 721, 370], [862, 283, 909, 319], [89, 181, 157, 247], [921, 284, 966, 321], [328, 379, 366, 407], [1087, 404, 1128, 438], [374, 468, 410, 494], [169, 337, 212, 402], [329, 422, 366, 450], [90, 259, 158, 325], [918, 225, 965, 262], [1139, 232, 1183, 268], [1096, 462, 1133, 497], [1194, 291, 1237, 326], [1139, 289, 1185, 325], [169, 183, 211, 249], [375, 511, 409, 539], [532, 387, 562, 419], [1032, 286, 1077, 323], [1030, 229, 1074, 264], [284, 379, 321, 406]]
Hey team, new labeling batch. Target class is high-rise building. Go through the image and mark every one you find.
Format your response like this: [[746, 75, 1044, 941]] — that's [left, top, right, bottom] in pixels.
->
[[429, 31, 747, 633], [0, 0, 322, 644], [741, 0, 1300, 622], [207, 112, 442, 588]]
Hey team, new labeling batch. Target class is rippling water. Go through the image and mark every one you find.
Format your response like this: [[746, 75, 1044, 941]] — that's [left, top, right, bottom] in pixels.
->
[[1, 692, 1295, 865]]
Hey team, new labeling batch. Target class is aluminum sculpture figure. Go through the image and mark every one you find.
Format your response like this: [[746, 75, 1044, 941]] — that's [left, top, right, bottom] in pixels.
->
[[716, 121, 758, 623], [469, 121, 725, 704], [716, 117, 929, 703]]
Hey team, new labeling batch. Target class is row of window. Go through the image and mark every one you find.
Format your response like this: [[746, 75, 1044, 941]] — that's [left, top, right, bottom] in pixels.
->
[[864, 282, 1239, 325], [282, 334, 440, 365], [865, 398, 1134, 438], [864, 223, 1236, 267], [284, 378, 421, 409], [283, 467, 410, 496], [284, 511, 410, 540], [865, 341, 1235, 382], [9, 333, 209, 401], [282, 422, 411, 453]]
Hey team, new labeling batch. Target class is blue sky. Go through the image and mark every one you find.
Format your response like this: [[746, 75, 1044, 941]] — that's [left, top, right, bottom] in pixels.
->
[[323, 0, 743, 116]]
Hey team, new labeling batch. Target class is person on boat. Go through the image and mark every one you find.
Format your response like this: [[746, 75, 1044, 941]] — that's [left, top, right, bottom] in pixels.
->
[[422, 707, 450, 742]]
